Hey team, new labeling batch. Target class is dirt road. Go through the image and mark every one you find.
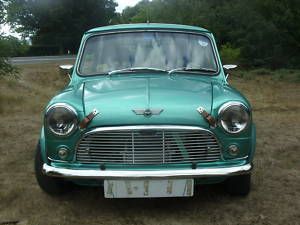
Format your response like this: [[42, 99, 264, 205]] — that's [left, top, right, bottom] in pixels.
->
[[0, 64, 299, 225]]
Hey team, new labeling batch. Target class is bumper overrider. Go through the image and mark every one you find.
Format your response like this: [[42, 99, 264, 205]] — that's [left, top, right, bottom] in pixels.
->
[[43, 163, 252, 180]]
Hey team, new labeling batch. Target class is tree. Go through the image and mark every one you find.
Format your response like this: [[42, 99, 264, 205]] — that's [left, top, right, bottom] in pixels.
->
[[0, 0, 18, 77], [0, 0, 4, 24], [6, 0, 117, 54], [119, 0, 300, 68], [254, 0, 300, 67]]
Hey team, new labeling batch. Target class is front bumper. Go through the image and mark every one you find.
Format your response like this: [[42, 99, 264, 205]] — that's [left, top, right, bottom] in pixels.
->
[[43, 163, 252, 180]]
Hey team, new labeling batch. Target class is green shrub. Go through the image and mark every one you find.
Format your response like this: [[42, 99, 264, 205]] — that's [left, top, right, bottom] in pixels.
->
[[0, 36, 23, 77], [220, 43, 241, 65], [0, 57, 18, 77], [0, 36, 29, 57]]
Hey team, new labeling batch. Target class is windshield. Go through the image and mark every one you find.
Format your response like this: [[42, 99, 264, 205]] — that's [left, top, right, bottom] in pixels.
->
[[78, 31, 218, 75]]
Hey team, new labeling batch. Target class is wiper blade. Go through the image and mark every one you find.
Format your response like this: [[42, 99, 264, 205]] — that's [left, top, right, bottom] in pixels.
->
[[108, 67, 168, 75], [168, 67, 216, 74]]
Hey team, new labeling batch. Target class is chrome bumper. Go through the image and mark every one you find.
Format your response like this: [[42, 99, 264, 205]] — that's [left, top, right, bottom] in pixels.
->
[[43, 163, 252, 179]]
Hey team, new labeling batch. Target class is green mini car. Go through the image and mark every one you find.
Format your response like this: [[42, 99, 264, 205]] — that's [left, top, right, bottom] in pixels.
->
[[35, 23, 256, 198]]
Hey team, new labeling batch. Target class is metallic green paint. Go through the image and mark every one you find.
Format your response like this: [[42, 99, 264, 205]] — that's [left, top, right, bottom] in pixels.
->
[[85, 23, 210, 34], [39, 23, 256, 185], [83, 75, 213, 127]]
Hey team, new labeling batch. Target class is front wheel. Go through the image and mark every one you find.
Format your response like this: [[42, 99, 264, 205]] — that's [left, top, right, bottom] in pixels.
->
[[35, 142, 72, 195], [225, 174, 251, 196]]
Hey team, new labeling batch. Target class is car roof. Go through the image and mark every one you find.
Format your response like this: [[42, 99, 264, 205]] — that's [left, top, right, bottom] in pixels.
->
[[86, 23, 210, 34]]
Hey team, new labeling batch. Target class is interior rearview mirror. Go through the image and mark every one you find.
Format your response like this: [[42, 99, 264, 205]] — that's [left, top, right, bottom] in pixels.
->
[[59, 64, 74, 80]]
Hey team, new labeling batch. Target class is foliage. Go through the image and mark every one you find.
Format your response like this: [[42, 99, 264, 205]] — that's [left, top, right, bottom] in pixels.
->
[[3, 0, 300, 68], [0, 36, 19, 77], [0, 56, 18, 77], [0, 35, 29, 56], [220, 43, 240, 65], [0, 0, 4, 24], [254, 0, 300, 67], [6, 0, 117, 54], [0, 1, 20, 76], [119, 0, 300, 68]]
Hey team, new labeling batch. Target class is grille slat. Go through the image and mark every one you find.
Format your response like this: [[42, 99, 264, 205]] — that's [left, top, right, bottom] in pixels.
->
[[78, 142, 220, 146], [76, 152, 221, 158], [79, 140, 218, 144], [76, 126, 222, 165], [76, 158, 219, 164], [77, 149, 220, 154]]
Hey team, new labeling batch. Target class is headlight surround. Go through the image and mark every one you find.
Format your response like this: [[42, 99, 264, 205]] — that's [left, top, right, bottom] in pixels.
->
[[218, 102, 250, 134], [45, 103, 78, 136]]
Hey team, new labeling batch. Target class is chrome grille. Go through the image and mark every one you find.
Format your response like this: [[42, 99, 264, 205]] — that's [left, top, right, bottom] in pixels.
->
[[76, 126, 222, 165]]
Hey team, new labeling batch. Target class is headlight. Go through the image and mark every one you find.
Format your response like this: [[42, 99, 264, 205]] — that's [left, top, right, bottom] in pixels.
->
[[218, 102, 250, 134], [45, 103, 78, 136]]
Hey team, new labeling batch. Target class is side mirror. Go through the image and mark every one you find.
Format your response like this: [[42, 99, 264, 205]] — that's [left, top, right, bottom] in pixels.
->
[[223, 64, 238, 70], [223, 64, 237, 81], [59, 64, 74, 80]]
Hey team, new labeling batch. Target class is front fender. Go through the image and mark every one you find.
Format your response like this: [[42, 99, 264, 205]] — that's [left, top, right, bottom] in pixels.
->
[[248, 123, 256, 163], [39, 127, 48, 163]]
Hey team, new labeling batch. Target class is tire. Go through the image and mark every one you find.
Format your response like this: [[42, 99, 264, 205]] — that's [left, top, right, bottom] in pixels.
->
[[35, 142, 72, 195], [225, 174, 251, 196]]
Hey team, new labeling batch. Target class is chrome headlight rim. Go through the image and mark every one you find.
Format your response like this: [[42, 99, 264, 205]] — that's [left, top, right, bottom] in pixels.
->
[[218, 101, 251, 134], [45, 103, 78, 136]]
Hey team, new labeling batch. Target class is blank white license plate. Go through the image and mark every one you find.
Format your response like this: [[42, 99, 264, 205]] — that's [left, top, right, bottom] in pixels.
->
[[104, 179, 194, 198]]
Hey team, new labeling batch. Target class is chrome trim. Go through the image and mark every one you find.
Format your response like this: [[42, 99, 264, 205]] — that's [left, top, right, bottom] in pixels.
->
[[132, 109, 164, 117], [59, 64, 73, 80], [46, 103, 78, 116], [45, 103, 78, 136], [230, 156, 249, 161], [132, 132, 135, 164], [218, 101, 251, 134], [59, 64, 74, 70], [74, 125, 224, 164], [47, 157, 68, 163], [218, 101, 249, 115], [223, 64, 237, 70], [84, 125, 216, 135], [76, 29, 220, 77], [43, 163, 252, 179], [162, 131, 165, 163]]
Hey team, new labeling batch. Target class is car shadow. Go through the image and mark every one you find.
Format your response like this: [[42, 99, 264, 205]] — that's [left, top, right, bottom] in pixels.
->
[[58, 183, 236, 212]]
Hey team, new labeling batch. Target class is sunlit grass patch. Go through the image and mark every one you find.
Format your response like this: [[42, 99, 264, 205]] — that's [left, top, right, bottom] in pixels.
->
[[0, 63, 67, 114]]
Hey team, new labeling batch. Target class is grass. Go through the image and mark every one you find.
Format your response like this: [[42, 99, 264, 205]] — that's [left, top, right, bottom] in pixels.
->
[[0, 63, 69, 114], [0, 63, 299, 225], [233, 68, 300, 82]]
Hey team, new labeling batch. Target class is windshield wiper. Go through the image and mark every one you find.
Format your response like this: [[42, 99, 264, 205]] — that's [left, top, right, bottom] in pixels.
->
[[168, 67, 216, 75], [108, 67, 168, 75]]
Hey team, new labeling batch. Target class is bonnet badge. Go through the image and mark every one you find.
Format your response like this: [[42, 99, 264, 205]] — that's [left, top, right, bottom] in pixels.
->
[[132, 109, 164, 117]]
